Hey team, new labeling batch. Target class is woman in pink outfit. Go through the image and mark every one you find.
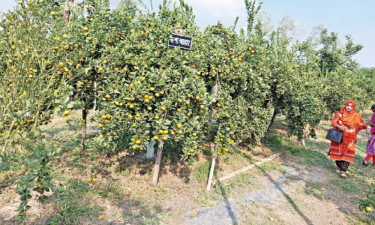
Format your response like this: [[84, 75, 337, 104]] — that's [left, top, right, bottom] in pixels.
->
[[363, 104, 375, 166]]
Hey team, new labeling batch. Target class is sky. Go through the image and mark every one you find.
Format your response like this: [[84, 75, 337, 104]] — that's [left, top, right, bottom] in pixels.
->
[[1, 0, 374, 68]]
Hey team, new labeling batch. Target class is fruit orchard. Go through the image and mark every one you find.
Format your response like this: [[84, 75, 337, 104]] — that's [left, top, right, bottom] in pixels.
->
[[0, 0, 374, 221]]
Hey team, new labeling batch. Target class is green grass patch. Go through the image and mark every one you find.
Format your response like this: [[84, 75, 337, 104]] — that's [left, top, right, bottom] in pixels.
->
[[0, 150, 29, 174], [267, 134, 333, 168], [121, 203, 168, 225], [305, 181, 327, 199], [257, 161, 285, 174], [239, 202, 279, 225], [221, 150, 253, 167], [348, 215, 375, 225], [329, 179, 360, 194], [96, 182, 124, 200], [305, 139, 330, 151], [194, 161, 214, 182], [213, 173, 258, 198], [266, 135, 305, 156], [194, 173, 259, 206], [301, 150, 332, 168], [46, 179, 102, 224]]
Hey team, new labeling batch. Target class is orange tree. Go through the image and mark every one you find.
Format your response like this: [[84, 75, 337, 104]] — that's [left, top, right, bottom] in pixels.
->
[[97, 0, 279, 185], [0, 0, 69, 145], [269, 36, 324, 139], [96, 0, 213, 185], [307, 28, 368, 114], [196, 21, 272, 152], [234, 10, 325, 140], [0, 0, 74, 221], [44, 0, 135, 151]]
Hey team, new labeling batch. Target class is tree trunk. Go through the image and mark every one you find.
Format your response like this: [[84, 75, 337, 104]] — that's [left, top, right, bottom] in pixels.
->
[[151, 110, 169, 187], [261, 109, 278, 144], [93, 81, 97, 113], [266, 109, 278, 135], [63, 0, 75, 21], [81, 108, 87, 151], [151, 141, 164, 187], [1, 140, 8, 155]]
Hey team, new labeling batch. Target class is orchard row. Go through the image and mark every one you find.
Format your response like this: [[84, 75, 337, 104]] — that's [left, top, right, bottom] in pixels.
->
[[0, 0, 370, 158]]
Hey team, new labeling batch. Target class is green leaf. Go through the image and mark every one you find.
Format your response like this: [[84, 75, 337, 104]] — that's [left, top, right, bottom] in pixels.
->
[[63, 96, 70, 104], [27, 181, 37, 189]]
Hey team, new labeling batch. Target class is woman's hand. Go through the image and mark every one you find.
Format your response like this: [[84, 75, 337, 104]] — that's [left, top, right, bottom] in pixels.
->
[[364, 122, 372, 127], [336, 125, 346, 131]]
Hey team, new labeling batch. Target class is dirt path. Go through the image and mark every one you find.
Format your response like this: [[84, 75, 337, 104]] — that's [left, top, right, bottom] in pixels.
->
[[184, 153, 368, 225]]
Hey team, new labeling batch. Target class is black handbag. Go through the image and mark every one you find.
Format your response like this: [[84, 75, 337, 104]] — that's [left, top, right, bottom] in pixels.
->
[[326, 129, 343, 143]]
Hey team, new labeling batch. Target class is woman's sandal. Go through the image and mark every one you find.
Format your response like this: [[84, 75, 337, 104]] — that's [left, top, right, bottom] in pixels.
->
[[340, 171, 347, 179], [363, 160, 369, 167]]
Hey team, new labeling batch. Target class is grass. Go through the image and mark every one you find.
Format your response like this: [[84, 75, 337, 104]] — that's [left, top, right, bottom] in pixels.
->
[[46, 179, 102, 224], [304, 138, 330, 151], [194, 160, 213, 182], [266, 135, 305, 156], [44, 177, 169, 224], [96, 182, 123, 200], [194, 173, 260, 207], [329, 179, 361, 194], [192, 148, 254, 183], [348, 216, 375, 225], [258, 161, 286, 174], [305, 181, 327, 199], [221, 150, 253, 166], [239, 202, 280, 225]]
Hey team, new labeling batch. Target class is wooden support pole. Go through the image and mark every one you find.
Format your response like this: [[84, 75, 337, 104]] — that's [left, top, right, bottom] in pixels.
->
[[151, 141, 164, 187], [207, 123, 222, 192], [206, 142, 218, 191]]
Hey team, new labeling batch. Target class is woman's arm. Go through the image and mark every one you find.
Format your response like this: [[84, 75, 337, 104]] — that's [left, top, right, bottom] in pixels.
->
[[332, 113, 340, 127], [357, 116, 368, 130], [332, 113, 345, 131]]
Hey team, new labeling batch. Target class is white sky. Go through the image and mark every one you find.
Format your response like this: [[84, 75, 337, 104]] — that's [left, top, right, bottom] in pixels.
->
[[1, 0, 374, 68]]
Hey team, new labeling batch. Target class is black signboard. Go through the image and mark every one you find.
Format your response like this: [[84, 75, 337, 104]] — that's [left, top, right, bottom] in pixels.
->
[[168, 34, 193, 50]]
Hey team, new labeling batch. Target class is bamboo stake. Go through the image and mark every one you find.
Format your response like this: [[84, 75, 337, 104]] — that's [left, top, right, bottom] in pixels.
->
[[207, 123, 222, 191]]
